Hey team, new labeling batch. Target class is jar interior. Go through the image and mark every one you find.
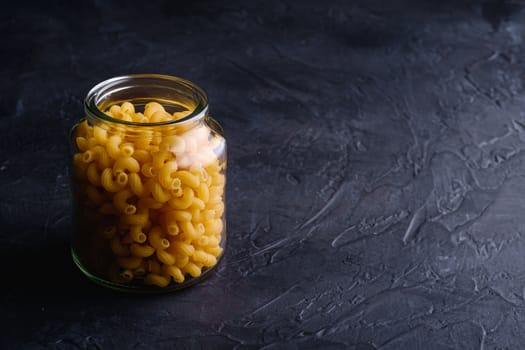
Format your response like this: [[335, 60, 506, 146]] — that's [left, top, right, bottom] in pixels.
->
[[86, 75, 209, 125]]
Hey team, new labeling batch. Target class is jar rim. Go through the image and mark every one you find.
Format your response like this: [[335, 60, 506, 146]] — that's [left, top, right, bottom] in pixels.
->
[[84, 74, 209, 126]]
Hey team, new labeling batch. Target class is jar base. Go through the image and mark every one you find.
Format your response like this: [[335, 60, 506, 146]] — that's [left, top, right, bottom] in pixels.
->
[[71, 247, 224, 294]]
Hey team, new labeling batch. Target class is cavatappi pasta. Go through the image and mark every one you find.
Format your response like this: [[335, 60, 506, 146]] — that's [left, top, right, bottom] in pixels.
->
[[72, 101, 226, 288]]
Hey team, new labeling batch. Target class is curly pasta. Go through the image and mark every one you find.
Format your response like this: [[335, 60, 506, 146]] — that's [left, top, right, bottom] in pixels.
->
[[72, 101, 226, 288]]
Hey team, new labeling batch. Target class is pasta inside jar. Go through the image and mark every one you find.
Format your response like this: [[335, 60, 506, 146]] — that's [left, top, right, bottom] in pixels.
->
[[70, 75, 226, 292]]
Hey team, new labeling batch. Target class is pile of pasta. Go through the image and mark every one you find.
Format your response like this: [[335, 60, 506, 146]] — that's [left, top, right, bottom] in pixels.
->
[[72, 101, 225, 287]]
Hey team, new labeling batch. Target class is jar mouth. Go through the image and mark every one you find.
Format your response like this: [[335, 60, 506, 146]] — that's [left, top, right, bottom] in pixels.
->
[[84, 74, 209, 126]]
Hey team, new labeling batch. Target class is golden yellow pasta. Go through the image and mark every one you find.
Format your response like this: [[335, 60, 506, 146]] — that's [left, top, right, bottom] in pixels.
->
[[163, 265, 184, 283], [168, 187, 194, 209], [148, 226, 170, 250], [128, 173, 144, 196], [101, 168, 127, 192], [106, 135, 122, 159], [113, 156, 140, 174], [175, 170, 200, 188], [113, 189, 137, 215], [130, 243, 155, 257], [182, 262, 202, 278], [93, 125, 108, 145], [144, 273, 170, 287], [156, 249, 176, 265], [129, 225, 147, 243], [72, 100, 225, 289]]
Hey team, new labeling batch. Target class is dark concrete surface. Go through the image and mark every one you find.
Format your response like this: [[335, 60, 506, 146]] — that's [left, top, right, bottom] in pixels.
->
[[2, 0, 525, 349]]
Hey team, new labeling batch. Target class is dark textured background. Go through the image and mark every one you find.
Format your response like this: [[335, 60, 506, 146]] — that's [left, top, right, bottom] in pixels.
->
[[2, 0, 525, 349]]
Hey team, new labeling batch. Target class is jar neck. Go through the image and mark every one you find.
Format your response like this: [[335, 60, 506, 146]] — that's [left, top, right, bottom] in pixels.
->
[[84, 74, 209, 130]]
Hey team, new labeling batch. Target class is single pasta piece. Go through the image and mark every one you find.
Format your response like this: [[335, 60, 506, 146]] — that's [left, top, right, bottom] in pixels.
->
[[148, 226, 170, 250], [128, 173, 144, 197], [175, 171, 200, 188], [210, 201, 225, 217], [150, 111, 170, 123], [120, 210, 149, 226], [101, 168, 127, 192], [206, 161, 221, 174], [165, 221, 180, 236], [144, 273, 170, 287], [76, 137, 88, 152], [133, 112, 149, 123], [188, 208, 201, 223], [141, 162, 156, 178], [193, 250, 217, 267], [147, 180, 171, 203], [156, 249, 176, 265], [173, 253, 189, 269], [93, 125, 108, 145], [82, 145, 112, 169], [195, 183, 210, 203], [207, 246, 223, 257], [182, 262, 202, 278], [162, 265, 184, 283], [152, 151, 170, 169], [202, 209, 216, 221], [113, 189, 137, 215], [198, 235, 219, 247], [120, 142, 134, 157], [144, 102, 165, 118], [164, 210, 192, 222], [170, 186, 183, 198], [204, 219, 223, 236], [191, 197, 205, 210], [209, 185, 224, 198], [113, 156, 140, 174], [158, 161, 180, 190], [180, 221, 200, 240], [129, 225, 147, 243], [168, 187, 194, 209], [167, 241, 195, 257], [86, 163, 101, 186], [87, 137, 98, 149], [132, 149, 151, 163], [76, 120, 91, 137], [106, 135, 122, 159], [130, 243, 155, 258], [120, 101, 135, 114], [212, 173, 226, 186], [109, 105, 121, 116]]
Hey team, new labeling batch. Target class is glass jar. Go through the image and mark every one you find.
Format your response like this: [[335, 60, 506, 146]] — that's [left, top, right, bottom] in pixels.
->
[[70, 74, 226, 292]]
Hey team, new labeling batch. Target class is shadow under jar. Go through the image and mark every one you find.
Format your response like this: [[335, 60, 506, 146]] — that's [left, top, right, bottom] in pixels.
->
[[70, 74, 226, 293]]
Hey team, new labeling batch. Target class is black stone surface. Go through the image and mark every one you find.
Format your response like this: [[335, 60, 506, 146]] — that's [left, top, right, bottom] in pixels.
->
[[2, 0, 525, 348]]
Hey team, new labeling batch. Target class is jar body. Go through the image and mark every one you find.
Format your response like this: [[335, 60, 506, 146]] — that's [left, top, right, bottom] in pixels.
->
[[70, 75, 226, 292]]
